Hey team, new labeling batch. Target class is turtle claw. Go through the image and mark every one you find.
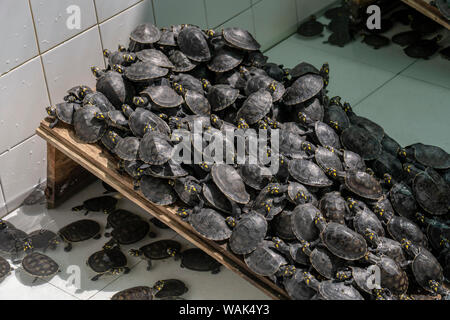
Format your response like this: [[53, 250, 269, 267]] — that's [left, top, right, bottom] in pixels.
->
[[64, 243, 72, 252]]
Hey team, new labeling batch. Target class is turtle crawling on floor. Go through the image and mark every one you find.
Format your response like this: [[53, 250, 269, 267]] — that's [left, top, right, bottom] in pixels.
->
[[87, 244, 130, 281], [58, 219, 102, 252], [28, 229, 59, 252], [177, 248, 221, 274], [0, 256, 13, 282], [297, 16, 324, 37], [21, 252, 60, 283], [129, 239, 181, 270], [72, 196, 118, 215]]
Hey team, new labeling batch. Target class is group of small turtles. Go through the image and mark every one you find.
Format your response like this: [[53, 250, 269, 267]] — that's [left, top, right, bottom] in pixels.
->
[[296, 1, 450, 60], [39, 20, 450, 300]]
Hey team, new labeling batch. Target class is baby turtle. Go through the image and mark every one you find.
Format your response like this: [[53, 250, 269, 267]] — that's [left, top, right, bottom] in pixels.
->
[[404, 35, 442, 59], [323, 103, 350, 132], [106, 209, 143, 230], [119, 61, 168, 83], [203, 80, 239, 112], [130, 23, 161, 45], [103, 46, 135, 68], [177, 27, 211, 62], [287, 182, 318, 206], [288, 159, 333, 188], [290, 203, 321, 242], [222, 27, 260, 51], [208, 47, 243, 73], [346, 199, 385, 237], [302, 142, 344, 173], [87, 245, 130, 281], [180, 208, 232, 241], [136, 49, 174, 68], [92, 67, 133, 108], [46, 102, 80, 128], [111, 286, 157, 300], [241, 70, 286, 102], [153, 279, 189, 299], [283, 74, 324, 106], [297, 16, 324, 37], [341, 125, 381, 160], [72, 196, 118, 215], [364, 230, 406, 265], [226, 212, 268, 255], [139, 131, 173, 165], [129, 239, 181, 270], [0, 228, 33, 263], [303, 272, 364, 300], [201, 182, 233, 214], [298, 113, 341, 150], [370, 150, 404, 181], [362, 34, 390, 49], [123, 106, 170, 138], [179, 248, 221, 274], [326, 169, 383, 200], [400, 143, 450, 170], [82, 91, 115, 113], [239, 163, 273, 191], [173, 83, 211, 116], [21, 252, 59, 283], [392, 31, 422, 47], [281, 269, 316, 300], [244, 241, 292, 279], [237, 85, 274, 125], [73, 106, 107, 143], [28, 229, 59, 252], [169, 50, 198, 72], [251, 183, 287, 220], [58, 219, 101, 252], [105, 219, 152, 245], [0, 256, 12, 282], [385, 178, 418, 220], [114, 136, 140, 161], [318, 191, 349, 225], [140, 176, 177, 205], [211, 164, 250, 205], [140, 85, 184, 109]]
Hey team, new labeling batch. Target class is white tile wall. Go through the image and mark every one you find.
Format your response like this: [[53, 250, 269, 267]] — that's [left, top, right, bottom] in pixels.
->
[[30, 0, 98, 52], [0, 0, 38, 75], [0, 0, 334, 216]]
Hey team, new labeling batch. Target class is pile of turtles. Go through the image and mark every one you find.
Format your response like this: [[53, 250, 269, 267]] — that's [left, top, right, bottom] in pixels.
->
[[296, 0, 449, 60], [41, 21, 450, 300]]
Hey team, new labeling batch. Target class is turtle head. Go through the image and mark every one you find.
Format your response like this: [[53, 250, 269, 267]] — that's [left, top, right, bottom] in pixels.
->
[[128, 249, 142, 257], [320, 63, 329, 76], [335, 269, 351, 281], [205, 29, 215, 38], [79, 85, 92, 99], [397, 148, 407, 160], [267, 81, 277, 94], [0, 220, 7, 230], [324, 167, 338, 178], [102, 49, 110, 57], [279, 265, 296, 277], [143, 122, 156, 134], [260, 200, 273, 214], [91, 66, 102, 78], [415, 212, 425, 224], [328, 120, 341, 131], [118, 44, 127, 52], [94, 111, 106, 121], [184, 179, 200, 195], [314, 213, 326, 227], [400, 238, 413, 251], [301, 141, 314, 152], [399, 294, 414, 300], [237, 118, 249, 129], [46, 105, 57, 117], [428, 279, 441, 293], [342, 102, 352, 113], [210, 114, 221, 126], [383, 173, 393, 186], [166, 247, 179, 257], [123, 53, 135, 63], [199, 161, 211, 172], [201, 78, 211, 89], [176, 207, 191, 218], [297, 111, 308, 124], [303, 271, 315, 286], [300, 239, 311, 253], [103, 239, 116, 250], [346, 197, 358, 210], [121, 104, 132, 116], [440, 235, 449, 249], [295, 190, 309, 202], [112, 64, 124, 74], [133, 96, 147, 106], [158, 113, 169, 121], [329, 96, 341, 106], [153, 280, 165, 292], [373, 203, 387, 219], [173, 82, 184, 94], [364, 229, 379, 243], [225, 216, 236, 228], [257, 119, 268, 130], [267, 183, 282, 195]]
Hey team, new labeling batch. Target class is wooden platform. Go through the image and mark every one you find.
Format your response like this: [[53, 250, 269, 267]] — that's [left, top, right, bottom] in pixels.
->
[[36, 119, 289, 300], [401, 0, 450, 30]]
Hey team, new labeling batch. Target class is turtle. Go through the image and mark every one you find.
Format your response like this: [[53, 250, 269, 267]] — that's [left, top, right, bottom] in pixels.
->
[[400, 143, 450, 170], [225, 212, 267, 255], [178, 208, 232, 241], [82, 91, 116, 113], [288, 159, 333, 188], [381, 134, 402, 157], [202, 80, 239, 112], [245, 50, 268, 67], [251, 183, 288, 220], [0, 228, 33, 263], [401, 239, 449, 299], [236, 85, 274, 125], [239, 163, 273, 191], [346, 198, 385, 237], [297, 113, 341, 150], [130, 23, 161, 46], [136, 49, 174, 69], [0, 256, 12, 282], [179, 248, 221, 274], [325, 169, 383, 201], [343, 102, 385, 141], [173, 83, 211, 116], [392, 31, 422, 47], [139, 131, 173, 166], [278, 123, 308, 159], [112, 136, 140, 161], [21, 252, 60, 283], [435, 0, 450, 19], [28, 229, 59, 252], [170, 74, 204, 93], [364, 230, 407, 265], [441, 46, 450, 60], [177, 27, 211, 62], [139, 85, 184, 109], [280, 269, 316, 300], [66, 85, 92, 101], [302, 272, 365, 300], [72, 196, 118, 215], [123, 106, 170, 138], [129, 239, 181, 270], [87, 245, 130, 281], [271, 211, 296, 241], [325, 30, 352, 47], [384, 177, 419, 221], [103, 46, 136, 69], [157, 27, 177, 47], [287, 182, 318, 206], [244, 241, 293, 279], [169, 50, 198, 72], [287, 62, 329, 82], [222, 27, 260, 51], [290, 203, 321, 242], [297, 16, 324, 37], [105, 209, 143, 230], [370, 150, 405, 181], [58, 219, 102, 252], [207, 47, 243, 73], [91, 67, 134, 108], [318, 191, 349, 225], [211, 164, 250, 205], [111, 286, 157, 300], [340, 125, 381, 161], [301, 142, 344, 173], [105, 219, 153, 245], [146, 160, 189, 180], [104, 110, 129, 131], [153, 279, 189, 299], [404, 35, 442, 59], [117, 62, 168, 83], [241, 70, 285, 102], [45, 102, 80, 128], [140, 175, 177, 205], [415, 213, 450, 252], [73, 106, 107, 143], [323, 103, 350, 132], [361, 34, 390, 49], [263, 63, 287, 82], [282, 74, 324, 106], [314, 213, 368, 261], [201, 181, 233, 214]]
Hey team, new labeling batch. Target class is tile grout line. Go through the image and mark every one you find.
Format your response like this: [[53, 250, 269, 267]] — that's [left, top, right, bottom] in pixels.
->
[[92, 0, 106, 68], [150, 0, 157, 25], [203, 0, 209, 29], [213, 4, 253, 30]]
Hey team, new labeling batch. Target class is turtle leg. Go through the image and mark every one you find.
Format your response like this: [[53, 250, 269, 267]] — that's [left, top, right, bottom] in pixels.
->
[[91, 273, 103, 281], [32, 277, 39, 284], [84, 210, 90, 216], [146, 259, 153, 271], [211, 266, 221, 274], [64, 242, 72, 252], [49, 118, 59, 129], [123, 267, 130, 274]]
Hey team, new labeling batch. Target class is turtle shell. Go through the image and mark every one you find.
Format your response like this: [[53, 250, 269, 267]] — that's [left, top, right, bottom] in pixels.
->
[[177, 27, 211, 62], [78, 196, 118, 213], [110, 220, 149, 245], [314, 122, 341, 149], [381, 134, 402, 157], [370, 151, 404, 181], [374, 255, 409, 295], [96, 71, 133, 108], [28, 229, 58, 251], [106, 209, 143, 229], [83, 91, 116, 113], [236, 89, 272, 125], [208, 48, 243, 73], [244, 75, 285, 102], [389, 182, 418, 220], [202, 182, 232, 214], [222, 27, 260, 51], [244, 241, 286, 276], [352, 206, 385, 237], [107, 110, 128, 130], [252, 184, 286, 220], [320, 222, 368, 260], [283, 74, 323, 105], [283, 269, 316, 300], [73, 106, 107, 143], [171, 74, 203, 93], [372, 237, 406, 265], [140, 176, 176, 205], [58, 219, 100, 243], [326, 30, 352, 47], [349, 116, 384, 142], [291, 203, 321, 242], [318, 281, 364, 300], [139, 131, 173, 165], [207, 84, 239, 112], [288, 159, 332, 187], [387, 216, 428, 248], [392, 31, 421, 46], [412, 248, 444, 293], [88, 246, 127, 273], [309, 247, 346, 279], [343, 150, 366, 171], [141, 86, 184, 108], [341, 125, 381, 160], [114, 136, 140, 161], [318, 192, 348, 225], [129, 108, 170, 137], [184, 89, 211, 116], [55, 102, 77, 124], [229, 212, 267, 255], [169, 50, 198, 72], [407, 143, 450, 169], [111, 286, 153, 300], [130, 23, 161, 44], [239, 163, 272, 190], [297, 17, 324, 37], [362, 34, 390, 49], [412, 169, 450, 215], [289, 62, 320, 79], [298, 98, 324, 124], [344, 170, 383, 200], [279, 127, 307, 159], [314, 147, 343, 172], [0, 256, 11, 279], [180, 248, 221, 272], [323, 104, 350, 131], [22, 252, 59, 278], [272, 211, 296, 241], [287, 182, 318, 206], [188, 208, 232, 241], [146, 160, 188, 179], [404, 39, 440, 59], [138, 240, 181, 260], [211, 164, 250, 204], [136, 49, 174, 68], [124, 62, 168, 82], [349, 267, 373, 294], [154, 279, 188, 299]]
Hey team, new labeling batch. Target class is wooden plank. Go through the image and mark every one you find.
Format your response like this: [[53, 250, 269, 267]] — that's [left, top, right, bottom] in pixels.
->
[[36, 119, 289, 300], [401, 0, 450, 30]]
